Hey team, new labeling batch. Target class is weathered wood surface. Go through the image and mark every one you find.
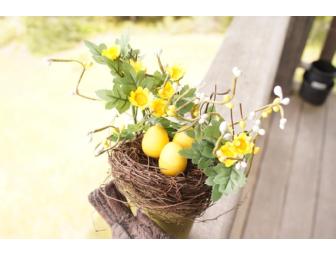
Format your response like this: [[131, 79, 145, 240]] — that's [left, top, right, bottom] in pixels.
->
[[320, 17, 336, 62], [190, 16, 291, 238], [274, 17, 314, 96], [243, 94, 336, 238], [89, 182, 170, 239], [312, 96, 336, 237]]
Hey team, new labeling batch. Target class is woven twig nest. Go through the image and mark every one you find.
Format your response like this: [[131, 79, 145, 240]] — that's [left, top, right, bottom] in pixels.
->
[[108, 135, 212, 224]]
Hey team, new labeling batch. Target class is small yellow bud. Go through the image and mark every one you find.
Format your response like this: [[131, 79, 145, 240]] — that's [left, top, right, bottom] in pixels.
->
[[253, 146, 261, 154], [239, 120, 246, 130], [273, 98, 281, 104], [223, 94, 232, 103], [272, 105, 280, 112], [84, 62, 93, 68], [261, 107, 272, 118], [225, 102, 234, 109], [119, 124, 125, 131], [167, 105, 177, 117], [191, 104, 200, 118], [103, 139, 111, 149]]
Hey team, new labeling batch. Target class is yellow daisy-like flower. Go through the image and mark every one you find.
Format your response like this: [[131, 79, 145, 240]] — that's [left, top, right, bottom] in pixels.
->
[[129, 87, 150, 109], [130, 59, 146, 73], [101, 44, 121, 60], [232, 133, 253, 155], [150, 98, 167, 117], [167, 64, 184, 81], [217, 142, 238, 167], [158, 81, 175, 99]]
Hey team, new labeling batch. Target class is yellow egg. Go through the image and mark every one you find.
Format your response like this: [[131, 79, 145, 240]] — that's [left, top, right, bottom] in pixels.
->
[[142, 125, 169, 158], [173, 131, 194, 149], [159, 142, 187, 176]]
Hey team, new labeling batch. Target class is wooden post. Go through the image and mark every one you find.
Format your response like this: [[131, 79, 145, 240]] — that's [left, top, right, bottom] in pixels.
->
[[274, 17, 314, 96], [320, 17, 336, 62], [89, 182, 170, 239]]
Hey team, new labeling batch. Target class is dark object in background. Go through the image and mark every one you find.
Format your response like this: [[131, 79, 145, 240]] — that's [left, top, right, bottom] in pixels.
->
[[300, 60, 336, 105]]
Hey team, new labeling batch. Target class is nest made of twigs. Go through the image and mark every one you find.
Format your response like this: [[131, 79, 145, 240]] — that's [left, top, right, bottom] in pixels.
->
[[108, 135, 212, 224]]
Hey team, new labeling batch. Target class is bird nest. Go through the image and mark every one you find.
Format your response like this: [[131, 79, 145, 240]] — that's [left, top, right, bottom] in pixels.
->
[[107, 135, 212, 224]]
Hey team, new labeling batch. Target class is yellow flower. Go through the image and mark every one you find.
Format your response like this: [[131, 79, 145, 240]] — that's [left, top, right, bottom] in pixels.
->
[[130, 59, 146, 73], [167, 64, 184, 81], [233, 133, 253, 155], [217, 142, 238, 167], [129, 87, 150, 109], [159, 81, 175, 99], [151, 98, 167, 117], [167, 105, 177, 117], [101, 44, 121, 60]]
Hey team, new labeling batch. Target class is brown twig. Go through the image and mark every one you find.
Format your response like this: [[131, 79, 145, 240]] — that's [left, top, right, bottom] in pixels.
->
[[48, 58, 98, 101]]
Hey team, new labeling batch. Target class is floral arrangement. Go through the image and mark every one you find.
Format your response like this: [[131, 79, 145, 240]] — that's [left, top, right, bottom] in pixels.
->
[[50, 35, 289, 203]]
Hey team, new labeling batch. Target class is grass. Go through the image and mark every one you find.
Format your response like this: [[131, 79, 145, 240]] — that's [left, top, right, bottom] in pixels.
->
[[0, 31, 224, 238]]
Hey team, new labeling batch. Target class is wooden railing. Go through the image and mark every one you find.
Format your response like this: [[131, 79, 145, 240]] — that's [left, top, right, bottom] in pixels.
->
[[191, 16, 314, 238]]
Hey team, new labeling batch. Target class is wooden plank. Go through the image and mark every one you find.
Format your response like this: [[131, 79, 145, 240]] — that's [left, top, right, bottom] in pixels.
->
[[312, 95, 336, 238], [277, 99, 327, 238], [190, 16, 291, 238], [229, 116, 271, 238], [320, 17, 336, 62], [243, 96, 303, 238], [274, 17, 314, 96]]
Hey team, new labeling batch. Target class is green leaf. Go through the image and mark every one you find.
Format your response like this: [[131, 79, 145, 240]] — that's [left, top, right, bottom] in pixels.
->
[[84, 40, 101, 56], [200, 141, 216, 159], [185, 129, 195, 138], [203, 166, 217, 177], [179, 148, 195, 159], [203, 120, 221, 144], [116, 33, 130, 57], [142, 75, 163, 91], [96, 85, 130, 114], [211, 184, 223, 202], [96, 89, 114, 101], [198, 158, 213, 169], [179, 85, 196, 98]]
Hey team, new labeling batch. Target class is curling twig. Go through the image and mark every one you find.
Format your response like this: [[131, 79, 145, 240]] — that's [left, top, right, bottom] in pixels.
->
[[48, 58, 98, 101]]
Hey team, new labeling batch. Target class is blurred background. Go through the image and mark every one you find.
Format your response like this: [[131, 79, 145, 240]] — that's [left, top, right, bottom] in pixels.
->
[[0, 16, 334, 238]]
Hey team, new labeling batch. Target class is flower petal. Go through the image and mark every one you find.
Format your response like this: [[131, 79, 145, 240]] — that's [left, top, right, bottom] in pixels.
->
[[223, 133, 232, 140], [281, 97, 290, 105], [258, 129, 266, 136], [248, 111, 256, 120], [273, 85, 283, 99], [232, 66, 242, 78], [219, 121, 227, 135], [279, 118, 287, 130]]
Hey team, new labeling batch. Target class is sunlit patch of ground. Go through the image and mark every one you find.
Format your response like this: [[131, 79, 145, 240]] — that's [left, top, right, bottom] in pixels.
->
[[0, 32, 224, 238]]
